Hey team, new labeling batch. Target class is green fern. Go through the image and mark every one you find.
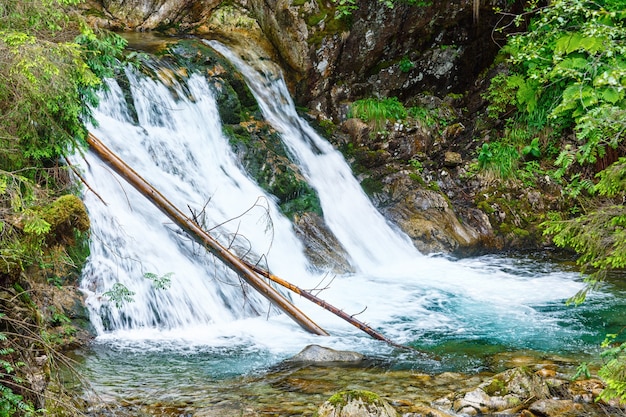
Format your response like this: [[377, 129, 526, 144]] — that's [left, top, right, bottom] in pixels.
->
[[595, 157, 626, 197]]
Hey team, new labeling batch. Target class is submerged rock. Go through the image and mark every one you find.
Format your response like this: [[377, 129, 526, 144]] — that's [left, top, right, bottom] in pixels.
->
[[286, 344, 364, 364]]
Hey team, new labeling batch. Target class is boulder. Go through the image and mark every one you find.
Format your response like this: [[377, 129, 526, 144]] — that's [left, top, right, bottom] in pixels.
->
[[528, 399, 583, 416], [316, 390, 397, 417], [286, 344, 364, 364]]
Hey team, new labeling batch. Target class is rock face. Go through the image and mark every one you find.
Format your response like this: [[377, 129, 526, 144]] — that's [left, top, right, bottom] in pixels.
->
[[301, 1, 503, 118], [89, 0, 220, 31]]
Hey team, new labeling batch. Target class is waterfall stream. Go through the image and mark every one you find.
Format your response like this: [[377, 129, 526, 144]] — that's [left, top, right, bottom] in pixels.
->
[[75, 41, 622, 386]]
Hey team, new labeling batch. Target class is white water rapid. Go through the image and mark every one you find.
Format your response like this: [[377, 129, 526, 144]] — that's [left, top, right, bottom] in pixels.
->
[[76, 42, 594, 359]]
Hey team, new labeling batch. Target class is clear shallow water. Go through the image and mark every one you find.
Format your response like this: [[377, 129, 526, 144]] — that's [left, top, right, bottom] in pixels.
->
[[71, 40, 626, 413]]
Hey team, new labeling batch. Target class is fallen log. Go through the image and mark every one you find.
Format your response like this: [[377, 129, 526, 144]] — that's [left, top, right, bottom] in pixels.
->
[[244, 261, 418, 352], [86, 132, 329, 336]]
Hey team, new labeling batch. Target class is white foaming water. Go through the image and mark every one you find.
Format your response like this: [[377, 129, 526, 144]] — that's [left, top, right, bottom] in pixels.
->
[[79, 68, 314, 338], [76, 47, 589, 358]]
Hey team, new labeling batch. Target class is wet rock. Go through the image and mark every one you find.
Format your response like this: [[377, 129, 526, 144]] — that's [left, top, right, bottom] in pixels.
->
[[316, 390, 397, 417], [568, 378, 605, 403], [453, 387, 520, 415], [453, 388, 491, 414], [286, 344, 364, 364], [384, 187, 493, 254], [293, 213, 354, 274], [342, 118, 371, 146], [245, 0, 311, 75], [402, 405, 457, 417], [440, 367, 555, 416], [500, 367, 550, 400]]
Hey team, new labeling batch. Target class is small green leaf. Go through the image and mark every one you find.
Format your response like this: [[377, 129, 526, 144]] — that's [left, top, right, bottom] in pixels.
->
[[601, 87, 621, 104], [103, 283, 135, 308], [555, 32, 584, 55]]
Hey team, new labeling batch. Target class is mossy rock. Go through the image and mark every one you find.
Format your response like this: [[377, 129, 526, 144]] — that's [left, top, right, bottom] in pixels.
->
[[41, 195, 90, 246], [163, 39, 259, 116], [315, 390, 397, 417], [224, 122, 322, 219]]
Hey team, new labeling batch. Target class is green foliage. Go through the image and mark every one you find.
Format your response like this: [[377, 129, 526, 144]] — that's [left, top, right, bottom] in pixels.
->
[[0, 0, 126, 168], [477, 142, 520, 179], [104, 272, 173, 308], [408, 158, 423, 172], [542, 205, 626, 303], [597, 333, 626, 404], [542, 157, 626, 305], [349, 97, 407, 131], [333, 0, 358, 19], [561, 173, 595, 199], [407, 106, 438, 127], [143, 272, 173, 290], [572, 362, 591, 380], [103, 283, 135, 308], [0, 317, 38, 417], [399, 56, 415, 73], [331, 0, 431, 19], [595, 157, 626, 197], [522, 138, 541, 159], [489, 0, 626, 174], [0, 384, 38, 417], [0, 0, 125, 280], [403, 0, 432, 5]]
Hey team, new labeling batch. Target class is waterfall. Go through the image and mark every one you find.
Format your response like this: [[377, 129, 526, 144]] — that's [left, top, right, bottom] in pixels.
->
[[79, 65, 316, 341], [76, 43, 590, 354], [206, 41, 418, 271]]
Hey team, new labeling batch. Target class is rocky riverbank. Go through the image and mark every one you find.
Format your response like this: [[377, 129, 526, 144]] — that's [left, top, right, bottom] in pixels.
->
[[74, 344, 624, 417]]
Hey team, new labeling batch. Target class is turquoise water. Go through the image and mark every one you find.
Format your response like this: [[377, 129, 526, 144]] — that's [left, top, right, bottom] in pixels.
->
[[72, 254, 625, 411]]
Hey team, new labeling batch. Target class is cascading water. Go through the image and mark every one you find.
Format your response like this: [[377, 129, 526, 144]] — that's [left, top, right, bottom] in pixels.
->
[[75, 40, 622, 385], [79, 65, 315, 343], [206, 41, 418, 271]]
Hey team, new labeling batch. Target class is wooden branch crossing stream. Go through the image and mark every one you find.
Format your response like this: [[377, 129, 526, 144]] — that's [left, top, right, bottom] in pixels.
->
[[86, 132, 414, 350]]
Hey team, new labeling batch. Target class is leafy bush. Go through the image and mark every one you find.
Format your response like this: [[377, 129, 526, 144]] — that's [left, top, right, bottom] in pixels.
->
[[0, 0, 125, 278], [489, 0, 626, 175]]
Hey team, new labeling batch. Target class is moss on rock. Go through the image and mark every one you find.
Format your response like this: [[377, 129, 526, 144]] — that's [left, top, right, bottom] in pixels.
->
[[327, 390, 382, 406], [224, 121, 322, 219], [41, 195, 90, 245], [316, 389, 398, 417]]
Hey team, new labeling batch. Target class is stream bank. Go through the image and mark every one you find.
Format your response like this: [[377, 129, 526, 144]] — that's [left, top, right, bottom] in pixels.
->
[[71, 343, 621, 417]]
